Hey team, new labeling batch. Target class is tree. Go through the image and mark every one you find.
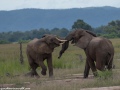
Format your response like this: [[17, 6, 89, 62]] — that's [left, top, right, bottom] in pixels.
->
[[59, 28, 69, 37], [95, 20, 120, 38], [104, 20, 120, 35], [108, 20, 120, 27], [72, 19, 92, 31], [50, 28, 69, 37], [50, 28, 60, 35]]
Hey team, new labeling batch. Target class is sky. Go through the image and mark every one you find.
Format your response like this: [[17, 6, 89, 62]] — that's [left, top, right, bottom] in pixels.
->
[[0, 0, 120, 11]]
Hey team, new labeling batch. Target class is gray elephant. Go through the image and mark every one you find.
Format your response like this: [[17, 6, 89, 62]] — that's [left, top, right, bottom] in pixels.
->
[[26, 34, 66, 78], [58, 29, 114, 78]]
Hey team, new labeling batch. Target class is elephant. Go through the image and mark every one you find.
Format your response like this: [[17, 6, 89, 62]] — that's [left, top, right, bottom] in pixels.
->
[[58, 29, 114, 78], [26, 34, 67, 78]]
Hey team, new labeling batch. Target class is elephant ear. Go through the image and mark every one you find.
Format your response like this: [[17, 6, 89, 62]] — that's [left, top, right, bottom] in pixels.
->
[[38, 42, 53, 54], [42, 34, 52, 45], [75, 31, 92, 49]]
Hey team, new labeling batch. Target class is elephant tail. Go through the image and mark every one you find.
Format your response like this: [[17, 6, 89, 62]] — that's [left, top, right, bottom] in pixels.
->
[[107, 52, 114, 69]]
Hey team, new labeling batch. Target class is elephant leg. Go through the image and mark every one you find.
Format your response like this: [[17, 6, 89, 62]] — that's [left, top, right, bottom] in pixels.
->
[[26, 54, 39, 78], [26, 62, 39, 77], [88, 58, 98, 77], [47, 54, 53, 78], [96, 57, 106, 71], [38, 60, 47, 76], [84, 59, 90, 78], [30, 63, 39, 78]]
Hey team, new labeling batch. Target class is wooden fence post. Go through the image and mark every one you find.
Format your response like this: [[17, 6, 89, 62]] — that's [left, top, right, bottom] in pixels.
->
[[19, 42, 24, 64]]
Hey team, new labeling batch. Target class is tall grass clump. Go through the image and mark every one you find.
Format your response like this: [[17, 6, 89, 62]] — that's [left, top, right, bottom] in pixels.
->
[[97, 70, 113, 80], [0, 43, 29, 77], [0, 60, 29, 76]]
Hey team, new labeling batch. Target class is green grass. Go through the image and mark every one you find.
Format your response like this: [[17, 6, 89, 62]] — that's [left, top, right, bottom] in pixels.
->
[[0, 44, 29, 76], [0, 39, 120, 90]]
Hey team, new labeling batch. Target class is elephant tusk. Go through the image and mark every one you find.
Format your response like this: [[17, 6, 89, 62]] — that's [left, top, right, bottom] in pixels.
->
[[55, 37, 67, 42], [60, 42, 65, 45]]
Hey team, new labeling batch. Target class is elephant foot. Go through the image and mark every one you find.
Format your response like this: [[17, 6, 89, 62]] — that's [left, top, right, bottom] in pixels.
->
[[41, 71, 46, 76], [83, 73, 89, 78], [83, 75, 88, 78]]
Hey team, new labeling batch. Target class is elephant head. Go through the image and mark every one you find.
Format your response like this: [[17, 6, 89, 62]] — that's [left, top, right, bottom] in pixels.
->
[[58, 29, 96, 58], [42, 34, 67, 49]]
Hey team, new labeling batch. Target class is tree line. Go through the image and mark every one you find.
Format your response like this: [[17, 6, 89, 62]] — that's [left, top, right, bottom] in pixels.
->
[[0, 19, 120, 44], [0, 28, 69, 44], [95, 20, 120, 38]]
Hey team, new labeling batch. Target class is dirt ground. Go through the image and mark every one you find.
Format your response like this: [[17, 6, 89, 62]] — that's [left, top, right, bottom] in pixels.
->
[[81, 86, 120, 90], [1, 74, 119, 90]]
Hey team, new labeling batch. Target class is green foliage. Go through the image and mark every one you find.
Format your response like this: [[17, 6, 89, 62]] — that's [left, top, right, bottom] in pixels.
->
[[18, 39, 30, 43], [0, 28, 69, 43], [94, 20, 120, 38], [108, 20, 120, 27], [51, 28, 69, 37], [0, 58, 28, 76], [0, 40, 10, 44], [101, 33, 118, 38], [0, 44, 29, 77], [97, 70, 113, 80], [72, 19, 93, 31]]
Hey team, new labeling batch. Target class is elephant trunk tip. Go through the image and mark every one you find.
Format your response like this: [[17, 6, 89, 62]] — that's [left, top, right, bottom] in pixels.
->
[[58, 51, 64, 59], [58, 53, 62, 59]]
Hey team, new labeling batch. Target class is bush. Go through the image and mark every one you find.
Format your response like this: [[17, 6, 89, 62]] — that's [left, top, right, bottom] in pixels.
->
[[0, 40, 10, 44], [97, 70, 113, 80], [18, 40, 30, 43]]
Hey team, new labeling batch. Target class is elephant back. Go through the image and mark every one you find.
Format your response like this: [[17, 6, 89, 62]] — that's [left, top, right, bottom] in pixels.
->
[[27, 39, 53, 54]]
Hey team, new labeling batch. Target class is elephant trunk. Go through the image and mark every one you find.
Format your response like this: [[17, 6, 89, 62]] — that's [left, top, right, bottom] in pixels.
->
[[58, 41, 69, 58], [58, 34, 72, 58]]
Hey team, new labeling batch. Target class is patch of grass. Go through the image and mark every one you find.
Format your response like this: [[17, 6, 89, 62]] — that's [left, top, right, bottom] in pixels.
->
[[0, 43, 29, 83], [97, 70, 113, 80], [0, 60, 29, 76]]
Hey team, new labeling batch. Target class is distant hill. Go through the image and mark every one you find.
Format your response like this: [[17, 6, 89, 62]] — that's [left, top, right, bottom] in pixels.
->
[[0, 6, 120, 32]]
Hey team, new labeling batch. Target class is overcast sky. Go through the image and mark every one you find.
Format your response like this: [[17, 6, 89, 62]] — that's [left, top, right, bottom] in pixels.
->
[[0, 0, 120, 11]]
